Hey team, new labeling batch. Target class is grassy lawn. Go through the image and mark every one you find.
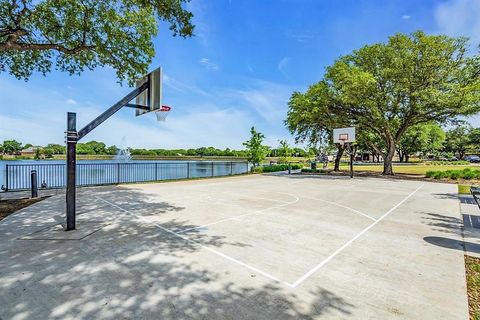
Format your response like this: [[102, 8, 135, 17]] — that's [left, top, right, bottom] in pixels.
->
[[459, 184, 472, 195], [338, 163, 476, 175], [466, 252, 480, 319]]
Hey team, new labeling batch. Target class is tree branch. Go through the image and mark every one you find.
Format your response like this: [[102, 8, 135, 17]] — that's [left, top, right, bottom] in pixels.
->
[[0, 42, 94, 54]]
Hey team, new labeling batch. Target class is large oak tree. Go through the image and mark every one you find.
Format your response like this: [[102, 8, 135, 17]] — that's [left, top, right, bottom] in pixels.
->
[[0, 0, 194, 84], [325, 31, 480, 174]]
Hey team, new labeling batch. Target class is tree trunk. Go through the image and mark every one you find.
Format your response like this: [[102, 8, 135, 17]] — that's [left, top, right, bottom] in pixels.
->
[[383, 138, 396, 175], [405, 153, 410, 163], [397, 149, 404, 163], [334, 146, 344, 171]]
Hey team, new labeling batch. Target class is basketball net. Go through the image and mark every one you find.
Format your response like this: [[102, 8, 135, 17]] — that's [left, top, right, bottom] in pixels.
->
[[155, 105, 171, 122]]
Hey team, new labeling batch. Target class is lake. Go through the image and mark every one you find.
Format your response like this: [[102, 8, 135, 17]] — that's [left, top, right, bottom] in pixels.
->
[[0, 160, 251, 191]]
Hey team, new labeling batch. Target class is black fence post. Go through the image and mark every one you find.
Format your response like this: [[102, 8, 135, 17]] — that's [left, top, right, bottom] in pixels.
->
[[31, 170, 38, 198], [5, 164, 9, 191], [230, 162, 233, 175], [288, 163, 291, 174], [187, 162, 190, 179], [155, 163, 158, 181], [211, 162, 214, 177], [66, 112, 77, 231]]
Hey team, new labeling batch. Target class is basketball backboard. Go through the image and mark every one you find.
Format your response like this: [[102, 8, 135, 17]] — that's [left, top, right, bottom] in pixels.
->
[[333, 127, 356, 144], [135, 67, 162, 116]]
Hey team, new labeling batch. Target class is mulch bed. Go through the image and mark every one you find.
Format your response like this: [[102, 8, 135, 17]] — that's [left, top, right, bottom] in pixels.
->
[[0, 197, 48, 221], [465, 255, 480, 320]]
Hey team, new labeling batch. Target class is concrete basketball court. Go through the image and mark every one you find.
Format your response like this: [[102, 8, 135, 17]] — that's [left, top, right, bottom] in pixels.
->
[[0, 174, 469, 319]]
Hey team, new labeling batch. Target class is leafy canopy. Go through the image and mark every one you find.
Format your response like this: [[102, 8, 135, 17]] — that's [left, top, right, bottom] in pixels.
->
[[0, 0, 194, 84], [326, 31, 480, 143], [286, 81, 350, 148], [397, 123, 445, 159]]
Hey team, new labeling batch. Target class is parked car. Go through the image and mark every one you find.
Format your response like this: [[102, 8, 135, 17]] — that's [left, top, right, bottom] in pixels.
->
[[465, 155, 480, 163]]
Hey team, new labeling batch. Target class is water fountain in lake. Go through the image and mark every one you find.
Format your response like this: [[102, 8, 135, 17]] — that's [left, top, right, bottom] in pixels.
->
[[114, 137, 132, 161]]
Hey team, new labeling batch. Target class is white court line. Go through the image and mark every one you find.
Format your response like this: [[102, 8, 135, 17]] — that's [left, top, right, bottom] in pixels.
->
[[290, 184, 424, 288], [96, 196, 293, 287], [301, 196, 376, 221], [177, 193, 299, 234]]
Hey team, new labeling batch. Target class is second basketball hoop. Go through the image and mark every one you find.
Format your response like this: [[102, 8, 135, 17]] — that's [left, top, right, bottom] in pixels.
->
[[333, 127, 356, 145]]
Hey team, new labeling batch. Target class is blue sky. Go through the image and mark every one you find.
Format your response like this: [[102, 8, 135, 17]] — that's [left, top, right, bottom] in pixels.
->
[[1, 0, 479, 149]]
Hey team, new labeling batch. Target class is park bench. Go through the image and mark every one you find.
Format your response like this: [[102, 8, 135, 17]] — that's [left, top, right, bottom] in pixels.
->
[[470, 186, 480, 208]]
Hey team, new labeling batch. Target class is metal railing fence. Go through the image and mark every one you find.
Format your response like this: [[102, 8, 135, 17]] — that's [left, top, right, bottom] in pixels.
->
[[3, 161, 249, 191]]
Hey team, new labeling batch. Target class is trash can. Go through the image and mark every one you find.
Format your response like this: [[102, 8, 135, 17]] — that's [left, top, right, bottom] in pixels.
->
[[311, 161, 317, 170]]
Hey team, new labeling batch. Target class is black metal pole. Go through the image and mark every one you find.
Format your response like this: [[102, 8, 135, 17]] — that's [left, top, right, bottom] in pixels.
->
[[350, 144, 354, 179], [66, 112, 77, 231], [5, 164, 8, 192], [31, 170, 38, 198]]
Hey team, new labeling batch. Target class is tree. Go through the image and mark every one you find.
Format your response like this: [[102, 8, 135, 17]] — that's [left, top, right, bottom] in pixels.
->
[[0, 0, 194, 84], [325, 31, 480, 174], [46, 143, 65, 154], [444, 124, 473, 159], [422, 124, 446, 157], [396, 124, 445, 162], [277, 140, 291, 163], [76, 143, 94, 155], [2, 139, 22, 154], [469, 128, 480, 154], [43, 147, 54, 158], [34, 147, 41, 159], [106, 145, 118, 155], [285, 81, 351, 171], [242, 127, 268, 167]]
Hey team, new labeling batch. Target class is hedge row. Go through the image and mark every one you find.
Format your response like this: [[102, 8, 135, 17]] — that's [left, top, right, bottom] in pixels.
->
[[426, 168, 480, 180], [253, 164, 303, 173], [427, 161, 470, 165]]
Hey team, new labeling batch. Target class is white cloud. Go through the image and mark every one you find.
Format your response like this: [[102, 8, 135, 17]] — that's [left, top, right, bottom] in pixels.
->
[[435, 0, 480, 45], [66, 98, 77, 105], [225, 80, 293, 125], [199, 58, 219, 71], [277, 57, 291, 77], [401, 15, 411, 20]]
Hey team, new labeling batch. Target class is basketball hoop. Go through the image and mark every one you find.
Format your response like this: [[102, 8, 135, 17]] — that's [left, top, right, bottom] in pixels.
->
[[155, 105, 171, 122], [338, 133, 349, 146]]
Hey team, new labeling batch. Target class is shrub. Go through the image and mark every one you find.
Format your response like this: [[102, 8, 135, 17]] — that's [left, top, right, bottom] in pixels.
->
[[428, 160, 470, 166], [256, 163, 303, 173], [426, 168, 480, 180]]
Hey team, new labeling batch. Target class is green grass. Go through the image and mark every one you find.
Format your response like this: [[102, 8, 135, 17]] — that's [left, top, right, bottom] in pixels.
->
[[338, 163, 476, 175], [466, 255, 480, 320], [458, 184, 472, 195]]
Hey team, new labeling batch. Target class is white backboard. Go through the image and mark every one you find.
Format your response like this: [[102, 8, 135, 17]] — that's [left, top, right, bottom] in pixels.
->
[[136, 67, 162, 116], [333, 127, 356, 143]]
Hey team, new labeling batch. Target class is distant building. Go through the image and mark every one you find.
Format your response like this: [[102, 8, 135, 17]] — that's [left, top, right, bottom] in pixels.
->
[[19, 147, 37, 156]]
